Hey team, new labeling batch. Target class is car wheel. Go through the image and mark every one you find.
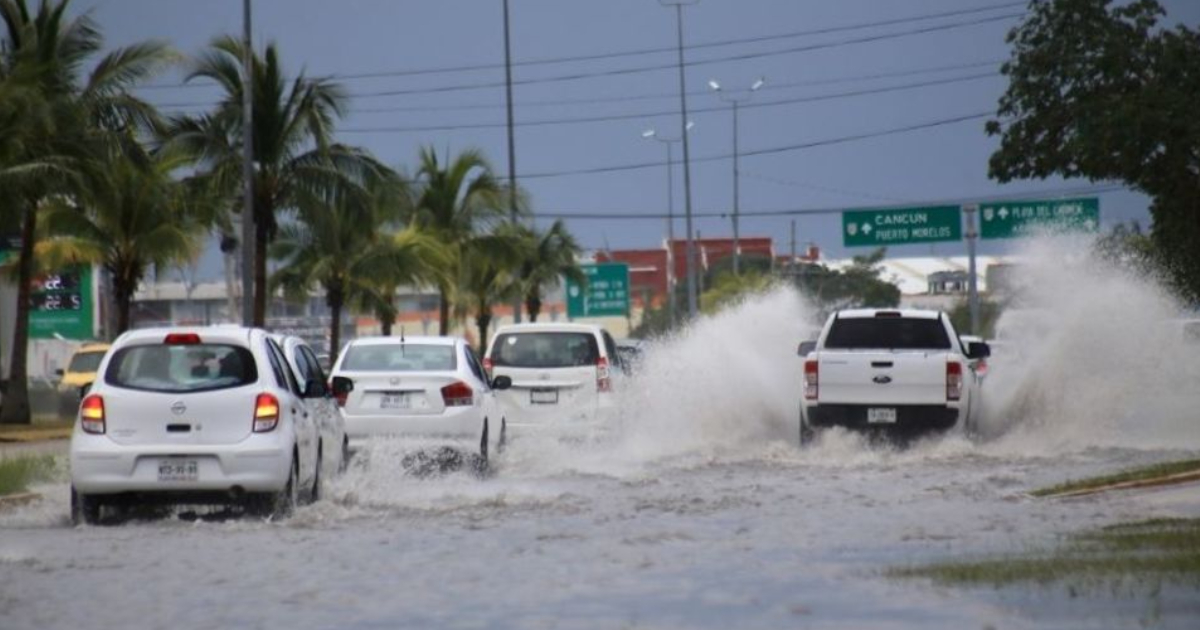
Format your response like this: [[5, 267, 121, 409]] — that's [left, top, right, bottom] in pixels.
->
[[799, 410, 816, 448], [70, 485, 101, 526], [497, 418, 507, 454], [250, 454, 298, 519], [309, 445, 323, 504], [340, 437, 351, 473]]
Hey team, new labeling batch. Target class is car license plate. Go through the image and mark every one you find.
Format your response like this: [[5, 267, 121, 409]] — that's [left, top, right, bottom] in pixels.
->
[[530, 388, 558, 405], [158, 458, 198, 482], [867, 408, 897, 424], [380, 393, 411, 409]]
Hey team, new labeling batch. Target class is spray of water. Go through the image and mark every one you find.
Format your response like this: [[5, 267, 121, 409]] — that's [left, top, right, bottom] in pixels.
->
[[979, 234, 1200, 454]]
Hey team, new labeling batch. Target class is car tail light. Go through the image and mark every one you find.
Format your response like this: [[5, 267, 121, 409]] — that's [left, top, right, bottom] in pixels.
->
[[164, 333, 201, 345], [441, 381, 474, 407], [253, 393, 280, 432], [596, 356, 612, 393], [331, 376, 353, 407], [80, 394, 105, 434], [974, 358, 988, 378], [947, 362, 963, 401], [804, 360, 819, 400]]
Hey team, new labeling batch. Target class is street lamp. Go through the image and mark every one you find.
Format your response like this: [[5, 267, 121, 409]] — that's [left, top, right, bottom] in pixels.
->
[[708, 76, 765, 276], [642, 122, 694, 324], [660, 0, 699, 319]]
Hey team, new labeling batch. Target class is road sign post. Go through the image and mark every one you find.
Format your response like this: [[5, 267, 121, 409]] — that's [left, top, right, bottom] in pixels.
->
[[566, 263, 631, 319], [964, 204, 980, 335], [979, 198, 1099, 239], [842, 206, 962, 247]]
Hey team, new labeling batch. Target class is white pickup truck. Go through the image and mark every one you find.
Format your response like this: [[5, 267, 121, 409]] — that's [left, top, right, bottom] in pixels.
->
[[797, 308, 989, 444]]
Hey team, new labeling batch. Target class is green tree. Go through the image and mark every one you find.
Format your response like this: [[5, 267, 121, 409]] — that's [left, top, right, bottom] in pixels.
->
[[0, 0, 172, 425], [512, 219, 583, 322], [407, 147, 510, 335], [168, 36, 381, 325], [271, 175, 439, 363], [788, 248, 901, 313], [700, 270, 775, 315], [986, 0, 1200, 298], [456, 230, 523, 355], [37, 141, 204, 334]]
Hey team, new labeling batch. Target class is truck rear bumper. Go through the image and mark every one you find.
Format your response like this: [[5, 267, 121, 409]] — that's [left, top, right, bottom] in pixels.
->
[[805, 404, 959, 433]]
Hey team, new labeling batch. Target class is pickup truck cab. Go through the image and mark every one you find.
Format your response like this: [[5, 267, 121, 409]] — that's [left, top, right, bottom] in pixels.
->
[[798, 308, 989, 444]]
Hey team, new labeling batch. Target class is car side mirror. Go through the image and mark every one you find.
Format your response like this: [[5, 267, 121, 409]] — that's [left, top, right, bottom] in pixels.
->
[[78, 383, 91, 398], [965, 341, 991, 360], [491, 375, 513, 391], [797, 341, 817, 357], [304, 378, 328, 399], [331, 376, 354, 396], [55, 368, 64, 377]]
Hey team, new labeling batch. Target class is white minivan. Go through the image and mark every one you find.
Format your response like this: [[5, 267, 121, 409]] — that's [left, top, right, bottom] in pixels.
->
[[484, 323, 623, 436]]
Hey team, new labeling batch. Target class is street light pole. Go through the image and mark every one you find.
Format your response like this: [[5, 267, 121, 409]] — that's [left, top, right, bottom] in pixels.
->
[[240, 0, 255, 327], [661, 0, 699, 319], [708, 77, 764, 277], [642, 122, 693, 324]]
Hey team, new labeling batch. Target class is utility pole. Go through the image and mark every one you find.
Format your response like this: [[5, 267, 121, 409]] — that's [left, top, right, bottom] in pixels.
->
[[503, 0, 522, 324], [642, 124, 692, 324], [240, 0, 255, 327], [964, 204, 980, 335], [661, 0, 699, 319]]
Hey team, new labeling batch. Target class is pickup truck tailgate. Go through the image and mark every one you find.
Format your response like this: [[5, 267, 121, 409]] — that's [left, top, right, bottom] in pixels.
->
[[818, 351, 951, 405]]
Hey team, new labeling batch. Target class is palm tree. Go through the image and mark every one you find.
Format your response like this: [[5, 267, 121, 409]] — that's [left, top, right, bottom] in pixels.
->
[[37, 140, 204, 335], [456, 230, 524, 355], [407, 147, 511, 335], [0, 0, 173, 425], [513, 220, 584, 323], [270, 175, 442, 363], [167, 35, 381, 326]]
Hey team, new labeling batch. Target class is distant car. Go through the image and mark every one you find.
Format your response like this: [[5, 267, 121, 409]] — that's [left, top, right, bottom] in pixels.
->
[[329, 336, 509, 464], [483, 323, 623, 436], [614, 338, 646, 374], [56, 342, 111, 415], [69, 327, 323, 524], [272, 333, 348, 486]]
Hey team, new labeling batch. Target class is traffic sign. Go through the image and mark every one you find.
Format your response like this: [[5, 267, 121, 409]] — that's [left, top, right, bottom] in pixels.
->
[[842, 206, 962, 247], [566, 263, 630, 318], [979, 197, 1099, 239], [29, 265, 94, 340]]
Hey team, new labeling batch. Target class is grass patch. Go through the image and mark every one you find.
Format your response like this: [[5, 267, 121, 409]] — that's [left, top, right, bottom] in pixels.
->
[[1031, 458, 1200, 497], [0, 455, 58, 496], [890, 518, 1200, 591]]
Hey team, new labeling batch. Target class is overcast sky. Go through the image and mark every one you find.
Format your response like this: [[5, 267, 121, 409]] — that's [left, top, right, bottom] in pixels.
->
[[72, 0, 1200, 280]]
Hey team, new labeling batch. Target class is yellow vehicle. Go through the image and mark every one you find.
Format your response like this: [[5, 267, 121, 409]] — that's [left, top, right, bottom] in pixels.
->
[[57, 342, 111, 403]]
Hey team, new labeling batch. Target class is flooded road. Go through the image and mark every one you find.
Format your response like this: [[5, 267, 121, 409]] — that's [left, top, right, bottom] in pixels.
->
[[2, 242, 1198, 629]]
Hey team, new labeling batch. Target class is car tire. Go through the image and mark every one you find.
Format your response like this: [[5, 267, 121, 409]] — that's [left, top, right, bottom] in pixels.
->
[[70, 485, 101, 526], [340, 437, 351, 472], [309, 445, 323, 504], [497, 418, 507, 454], [250, 454, 298, 519], [799, 408, 816, 448]]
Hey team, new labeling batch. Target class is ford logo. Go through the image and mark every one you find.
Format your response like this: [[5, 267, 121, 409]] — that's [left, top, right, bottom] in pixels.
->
[[170, 401, 187, 415], [872, 375, 893, 385]]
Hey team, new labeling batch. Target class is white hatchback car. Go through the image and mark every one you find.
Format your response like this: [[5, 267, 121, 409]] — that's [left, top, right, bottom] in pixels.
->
[[329, 336, 510, 463], [484, 323, 623, 435], [272, 333, 348, 489], [69, 327, 321, 524]]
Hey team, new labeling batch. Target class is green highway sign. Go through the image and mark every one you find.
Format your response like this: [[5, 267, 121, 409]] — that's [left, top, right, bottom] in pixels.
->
[[566, 262, 630, 318], [979, 197, 1099, 239], [842, 205, 962, 247]]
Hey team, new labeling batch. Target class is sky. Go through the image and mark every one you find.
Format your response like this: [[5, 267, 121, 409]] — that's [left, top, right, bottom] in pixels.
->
[[71, 0, 1200, 281]]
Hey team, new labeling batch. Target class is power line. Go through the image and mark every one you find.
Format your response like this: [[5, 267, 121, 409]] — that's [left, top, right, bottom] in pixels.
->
[[137, 1, 1024, 91], [740, 171, 911, 204], [515, 111, 994, 180], [529, 184, 1126, 220], [335, 72, 998, 134], [141, 12, 1019, 106]]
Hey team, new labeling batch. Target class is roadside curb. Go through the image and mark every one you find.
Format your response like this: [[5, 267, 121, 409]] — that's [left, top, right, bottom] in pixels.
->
[[1046, 471, 1200, 499], [0, 492, 42, 511], [0, 430, 72, 443]]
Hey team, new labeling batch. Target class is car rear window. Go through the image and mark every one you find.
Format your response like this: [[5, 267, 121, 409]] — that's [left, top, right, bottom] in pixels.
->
[[105, 344, 258, 393], [340, 344, 457, 372], [490, 332, 600, 368], [824, 317, 951, 350], [67, 350, 106, 373]]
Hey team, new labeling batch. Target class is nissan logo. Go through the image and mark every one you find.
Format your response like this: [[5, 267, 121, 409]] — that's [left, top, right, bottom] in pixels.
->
[[389, 377, 401, 386], [170, 401, 187, 415], [872, 375, 893, 385]]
